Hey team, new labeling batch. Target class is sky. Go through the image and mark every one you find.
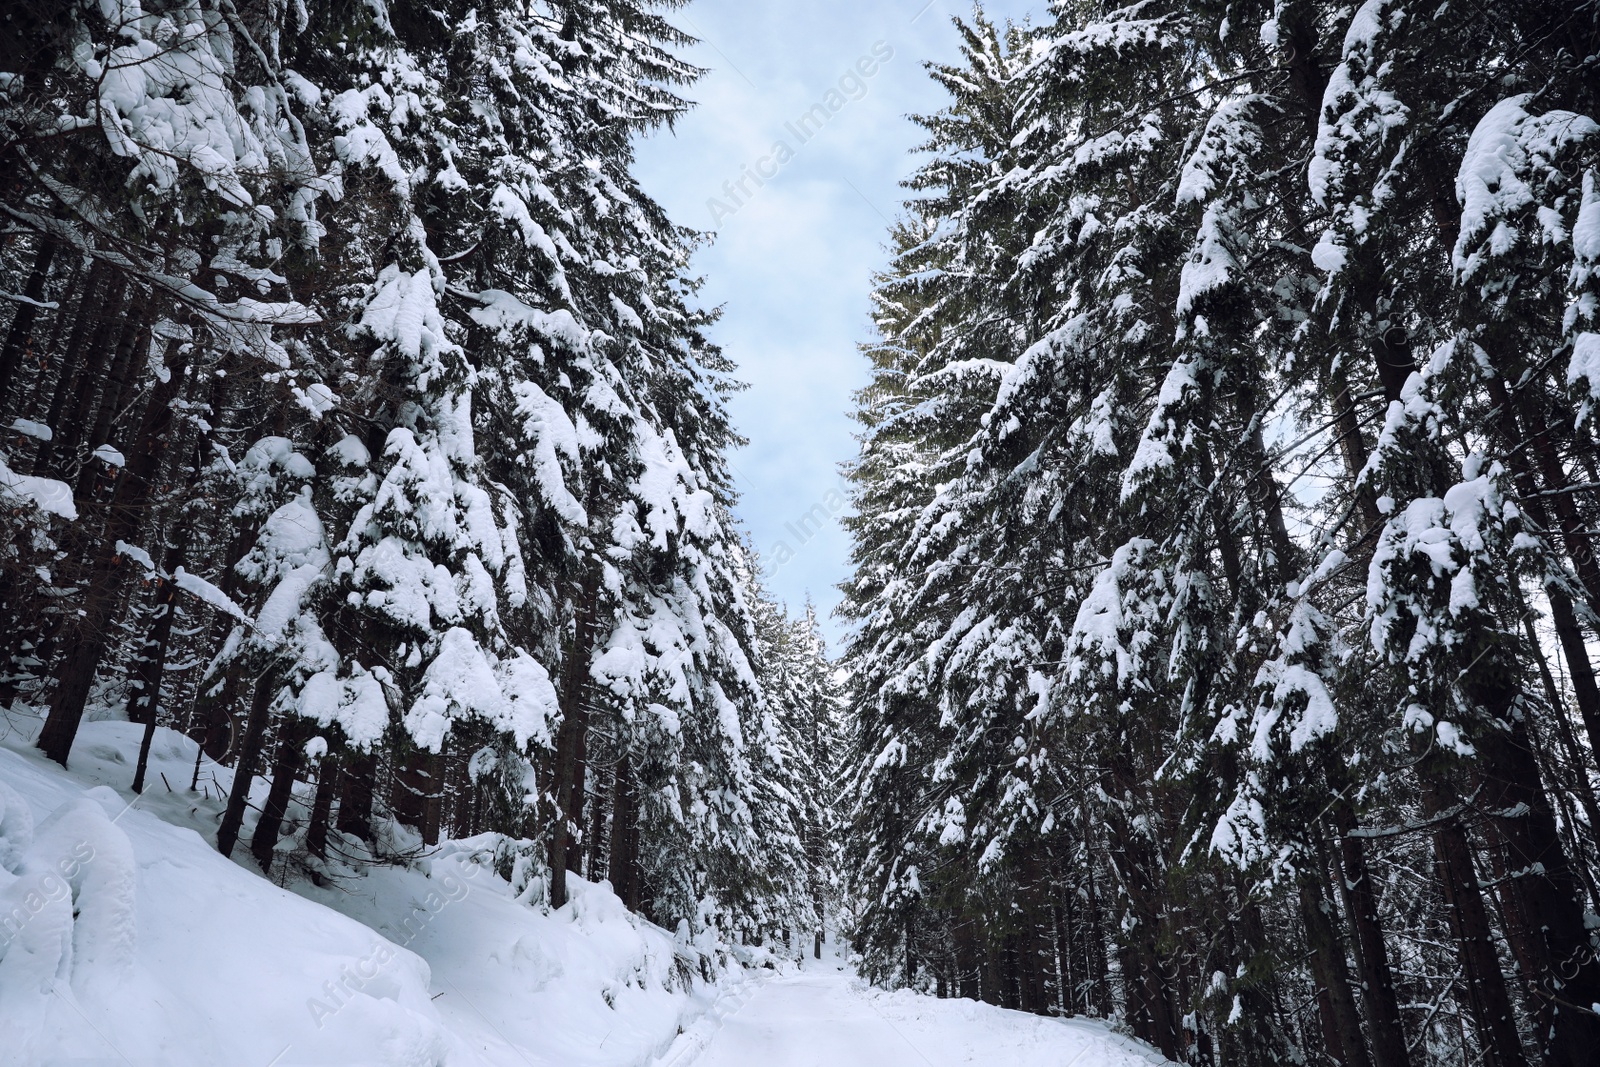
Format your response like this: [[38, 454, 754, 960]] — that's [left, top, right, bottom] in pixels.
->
[[633, 0, 1039, 651]]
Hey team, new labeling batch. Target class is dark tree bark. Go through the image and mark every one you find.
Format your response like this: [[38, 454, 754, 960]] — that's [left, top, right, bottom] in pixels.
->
[[1083, 853, 1111, 1016], [1419, 767, 1528, 1067], [251, 719, 310, 872], [905, 911, 918, 985], [392, 748, 445, 845], [548, 563, 598, 909], [1485, 374, 1600, 759], [0, 238, 56, 407], [127, 536, 186, 728], [130, 530, 189, 794], [1519, 393, 1600, 612], [336, 752, 377, 841], [952, 916, 979, 1000], [36, 333, 194, 765], [566, 718, 588, 874], [46, 276, 125, 476], [1475, 714, 1600, 1064], [217, 674, 277, 859], [186, 523, 264, 762], [607, 752, 638, 910], [1052, 902, 1071, 1012], [1523, 614, 1600, 891], [29, 258, 105, 470], [1328, 801, 1410, 1067], [73, 304, 146, 501], [306, 755, 338, 858], [1115, 940, 1150, 1040], [585, 758, 610, 883], [1298, 868, 1373, 1067]]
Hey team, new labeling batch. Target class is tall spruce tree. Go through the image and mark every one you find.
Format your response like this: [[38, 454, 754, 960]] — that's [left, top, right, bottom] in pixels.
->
[[0, 0, 839, 952], [841, 2, 1600, 1063]]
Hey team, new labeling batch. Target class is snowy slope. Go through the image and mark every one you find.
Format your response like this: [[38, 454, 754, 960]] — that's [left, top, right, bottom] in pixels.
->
[[0, 707, 1173, 1067], [0, 710, 727, 1067]]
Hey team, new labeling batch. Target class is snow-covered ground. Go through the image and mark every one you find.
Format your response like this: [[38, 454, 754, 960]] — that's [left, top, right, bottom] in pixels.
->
[[0, 707, 1174, 1067], [674, 942, 1173, 1067], [0, 710, 723, 1067]]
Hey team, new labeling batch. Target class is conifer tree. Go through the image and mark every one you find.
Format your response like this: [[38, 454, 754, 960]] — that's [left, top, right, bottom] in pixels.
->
[[840, 2, 1600, 1062], [0, 0, 837, 951]]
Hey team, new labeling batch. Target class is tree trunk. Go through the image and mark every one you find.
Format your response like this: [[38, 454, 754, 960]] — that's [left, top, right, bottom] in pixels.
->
[[585, 758, 610, 883], [251, 719, 308, 872], [128, 533, 187, 729], [217, 673, 277, 859], [1298, 868, 1373, 1067], [129, 531, 188, 794], [29, 259, 105, 471], [191, 671, 240, 763], [1084, 854, 1111, 1016], [1543, 591, 1600, 763], [1325, 370, 1381, 532], [1053, 902, 1072, 1013], [1485, 374, 1600, 759], [1328, 801, 1410, 1067], [73, 305, 146, 501], [186, 526, 262, 762], [307, 755, 337, 858], [1115, 939, 1152, 1045], [548, 564, 598, 909], [1475, 715, 1600, 1064], [566, 720, 588, 874], [953, 916, 980, 1000], [1524, 614, 1600, 896], [337, 752, 376, 841], [607, 752, 637, 909], [47, 277, 125, 476], [905, 911, 917, 985], [1519, 392, 1600, 611], [35, 334, 192, 765], [1420, 767, 1527, 1067], [0, 239, 56, 408], [392, 748, 445, 845], [1110, 822, 1180, 1058]]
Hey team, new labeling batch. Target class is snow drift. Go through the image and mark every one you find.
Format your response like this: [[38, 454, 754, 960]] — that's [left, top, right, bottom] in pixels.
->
[[0, 713, 729, 1066]]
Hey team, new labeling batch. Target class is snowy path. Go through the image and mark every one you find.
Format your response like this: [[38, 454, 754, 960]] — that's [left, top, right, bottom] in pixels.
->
[[671, 963, 1172, 1067], [684, 972, 934, 1067]]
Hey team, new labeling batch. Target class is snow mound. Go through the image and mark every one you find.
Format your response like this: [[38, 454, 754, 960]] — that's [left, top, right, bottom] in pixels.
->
[[0, 714, 723, 1066], [0, 787, 145, 1061]]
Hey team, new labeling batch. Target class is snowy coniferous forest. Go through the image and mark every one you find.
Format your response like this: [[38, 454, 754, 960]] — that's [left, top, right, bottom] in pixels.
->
[[0, 0, 840, 978], [837, 1, 1600, 1065], [3, 0, 1600, 1065]]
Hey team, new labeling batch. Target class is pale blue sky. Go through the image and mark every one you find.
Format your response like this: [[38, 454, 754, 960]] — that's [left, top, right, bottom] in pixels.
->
[[634, 0, 1038, 651]]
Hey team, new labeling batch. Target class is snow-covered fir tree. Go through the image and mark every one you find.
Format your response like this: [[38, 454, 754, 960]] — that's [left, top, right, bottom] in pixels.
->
[[840, 2, 1600, 1063], [0, 0, 840, 957]]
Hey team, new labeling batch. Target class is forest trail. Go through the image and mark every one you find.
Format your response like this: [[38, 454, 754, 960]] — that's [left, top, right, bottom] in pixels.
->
[[3, 712, 1169, 1067], [674, 953, 1172, 1067]]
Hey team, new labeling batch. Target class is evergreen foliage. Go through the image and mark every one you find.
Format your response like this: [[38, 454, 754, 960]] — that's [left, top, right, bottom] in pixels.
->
[[0, 0, 838, 955], [840, 3, 1600, 1063]]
